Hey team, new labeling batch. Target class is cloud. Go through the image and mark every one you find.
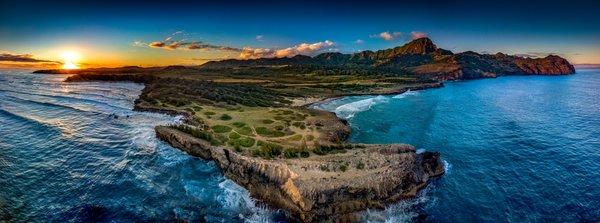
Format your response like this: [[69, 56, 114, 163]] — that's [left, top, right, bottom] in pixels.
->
[[149, 41, 166, 48], [355, 39, 364, 44], [141, 33, 335, 60], [370, 31, 402, 41], [410, 31, 428, 40], [239, 40, 335, 59], [0, 53, 59, 63]]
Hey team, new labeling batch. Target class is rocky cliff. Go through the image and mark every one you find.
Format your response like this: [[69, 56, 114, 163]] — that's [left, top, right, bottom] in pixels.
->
[[155, 125, 444, 222], [201, 37, 575, 80]]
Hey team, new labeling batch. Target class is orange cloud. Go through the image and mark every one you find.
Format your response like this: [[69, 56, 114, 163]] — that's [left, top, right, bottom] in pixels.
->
[[240, 40, 335, 59]]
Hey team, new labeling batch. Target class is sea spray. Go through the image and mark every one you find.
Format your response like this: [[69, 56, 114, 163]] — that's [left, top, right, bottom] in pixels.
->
[[334, 95, 389, 119]]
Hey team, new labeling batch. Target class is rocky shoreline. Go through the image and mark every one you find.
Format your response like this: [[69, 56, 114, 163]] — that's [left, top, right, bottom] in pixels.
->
[[155, 125, 444, 222]]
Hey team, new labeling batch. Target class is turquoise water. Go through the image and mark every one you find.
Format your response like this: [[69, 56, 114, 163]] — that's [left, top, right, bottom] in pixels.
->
[[317, 69, 600, 222], [2, 69, 599, 222], [0, 70, 282, 222]]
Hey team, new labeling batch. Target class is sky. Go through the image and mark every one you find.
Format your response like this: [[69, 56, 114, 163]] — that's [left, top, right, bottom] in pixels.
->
[[1, 0, 599, 68]]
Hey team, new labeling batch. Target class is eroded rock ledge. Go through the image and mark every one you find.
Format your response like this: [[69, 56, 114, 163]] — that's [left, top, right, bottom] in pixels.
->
[[155, 125, 444, 222]]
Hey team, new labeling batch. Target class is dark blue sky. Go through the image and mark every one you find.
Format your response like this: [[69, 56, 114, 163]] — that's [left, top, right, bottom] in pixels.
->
[[1, 0, 599, 67]]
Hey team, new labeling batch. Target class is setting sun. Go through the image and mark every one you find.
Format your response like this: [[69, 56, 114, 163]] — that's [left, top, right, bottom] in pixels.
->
[[61, 51, 80, 69]]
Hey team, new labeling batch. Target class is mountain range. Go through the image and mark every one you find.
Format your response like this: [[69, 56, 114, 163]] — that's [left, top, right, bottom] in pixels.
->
[[201, 37, 575, 80]]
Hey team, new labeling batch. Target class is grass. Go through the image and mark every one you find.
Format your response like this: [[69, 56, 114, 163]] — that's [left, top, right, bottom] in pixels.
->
[[253, 141, 283, 159], [255, 126, 286, 137], [212, 125, 232, 133], [229, 132, 241, 139], [237, 126, 254, 136], [232, 121, 246, 127]]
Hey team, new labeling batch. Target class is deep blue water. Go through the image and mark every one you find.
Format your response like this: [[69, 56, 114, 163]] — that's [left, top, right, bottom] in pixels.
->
[[317, 69, 600, 222], [0, 70, 279, 222], [1, 69, 599, 222]]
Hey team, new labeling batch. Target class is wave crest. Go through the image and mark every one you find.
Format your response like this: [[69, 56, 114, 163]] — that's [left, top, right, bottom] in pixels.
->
[[334, 95, 388, 119]]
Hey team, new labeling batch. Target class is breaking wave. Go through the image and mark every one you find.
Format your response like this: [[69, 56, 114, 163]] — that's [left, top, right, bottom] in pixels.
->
[[334, 95, 389, 119]]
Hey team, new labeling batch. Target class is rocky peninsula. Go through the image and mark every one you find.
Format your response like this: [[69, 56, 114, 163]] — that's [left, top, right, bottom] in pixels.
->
[[34, 38, 575, 222]]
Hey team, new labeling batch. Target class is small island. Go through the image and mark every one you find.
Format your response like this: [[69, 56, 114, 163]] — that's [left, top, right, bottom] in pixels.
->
[[34, 38, 575, 222]]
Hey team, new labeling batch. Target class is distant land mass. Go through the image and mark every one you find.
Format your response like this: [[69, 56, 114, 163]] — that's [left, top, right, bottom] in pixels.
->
[[201, 37, 575, 80], [33, 37, 575, 222]]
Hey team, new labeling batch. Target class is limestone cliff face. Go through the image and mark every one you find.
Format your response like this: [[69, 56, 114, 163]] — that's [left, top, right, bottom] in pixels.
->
[[155, 126, 444, 222]]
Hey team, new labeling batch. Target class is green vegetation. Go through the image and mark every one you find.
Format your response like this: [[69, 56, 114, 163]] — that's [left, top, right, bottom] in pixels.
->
[[313, 144, 353, 155], [237, 126, 254, 136], [229, 137, 255, 148], [255, 127, 286, 137], [253, 141, 283, 159], [356, 161, 365, 170], [212, 125, 232, 133], [228, 132, 241, 139], [169, 124, 222, 146], [262, 119, 274, 124], [232, 121, 246, 127], [220, 114, 232, 121]]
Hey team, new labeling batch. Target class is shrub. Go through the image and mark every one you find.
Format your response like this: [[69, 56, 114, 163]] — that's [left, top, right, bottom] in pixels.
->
[[232, 121, 246, 128], [238, 137, 255, 147], [288, 134, 302, 141], [299, 150, 310, 158], [169, 124, 222, 146], [340, 164, 348, 172], [237, 126, 254, 136], [255, 127, 285, 137], [220, 114, 232, 121], [306, 135, 315, 141], [212, 125, 232, 133], [204, 111, 216, 116], [292, 121, 306, 129], [252, 141, 282, 159], [320, 165, 330, 171], [273, 115, 284, 120], [262, 119, 274, 124], [356, 161, 365, 170], [283, 149, 299, 159], [229, 132, 241, 139], [192, 105, 203, 111]]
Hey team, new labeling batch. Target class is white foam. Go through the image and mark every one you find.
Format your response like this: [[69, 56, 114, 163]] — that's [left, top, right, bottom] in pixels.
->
[[361, 186, 434, 223], [392, 90, 419, 99], [217, 179, 275, 223], [334, 95, 388, 119]]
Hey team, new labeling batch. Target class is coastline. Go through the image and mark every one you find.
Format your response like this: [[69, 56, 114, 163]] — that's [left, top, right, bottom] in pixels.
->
[[36, 67, 574, 222]]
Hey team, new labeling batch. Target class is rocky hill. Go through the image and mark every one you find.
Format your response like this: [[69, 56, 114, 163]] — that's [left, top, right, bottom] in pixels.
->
[[201, 37, 575, 80]]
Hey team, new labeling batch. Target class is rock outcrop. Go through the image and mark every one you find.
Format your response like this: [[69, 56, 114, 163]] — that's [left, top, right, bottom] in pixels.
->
[[155, 126, 444, 222]]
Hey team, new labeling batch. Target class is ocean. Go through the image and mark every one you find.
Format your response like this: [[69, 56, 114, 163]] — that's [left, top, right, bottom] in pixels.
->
[[316, 69, 600, 222], [1, 69, 599, 222]]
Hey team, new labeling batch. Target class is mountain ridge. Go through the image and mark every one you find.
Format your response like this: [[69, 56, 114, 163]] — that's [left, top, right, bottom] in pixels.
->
[[201, 37, 575, 80]]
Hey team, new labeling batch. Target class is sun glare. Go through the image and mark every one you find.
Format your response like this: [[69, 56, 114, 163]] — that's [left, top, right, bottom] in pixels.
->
[[61, 51, 80, 69]]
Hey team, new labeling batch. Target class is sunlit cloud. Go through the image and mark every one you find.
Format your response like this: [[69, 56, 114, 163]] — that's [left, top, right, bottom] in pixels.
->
[[355, 39, 364, 44], [370, 31, 402, 41], [410, 31, 428, 40], [240, 40, 335, 59], [0, 53, 59, 63], [256, 35, 264, 41]]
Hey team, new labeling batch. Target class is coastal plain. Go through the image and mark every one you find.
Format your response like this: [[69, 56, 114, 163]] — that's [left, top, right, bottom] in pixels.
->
[[34, 38, 574, 222]]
